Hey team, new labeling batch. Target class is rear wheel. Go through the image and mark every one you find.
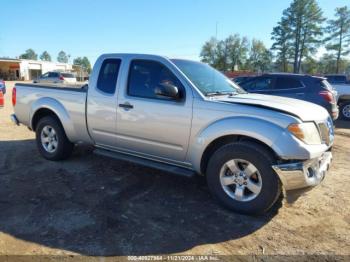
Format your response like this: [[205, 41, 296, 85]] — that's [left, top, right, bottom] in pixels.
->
[[35, 116, 74, 160], [206, 141, 281, 215], [340, 102, 350, 120]]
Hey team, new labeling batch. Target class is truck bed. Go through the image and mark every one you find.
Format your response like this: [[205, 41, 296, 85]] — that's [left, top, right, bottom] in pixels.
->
[[14, 82, 91, 143], [18, 82, 88, 92]]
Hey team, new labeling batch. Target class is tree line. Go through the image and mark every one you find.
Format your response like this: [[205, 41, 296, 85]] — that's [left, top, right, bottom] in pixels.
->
[[200, 0, 350, 74], [19, 49, 92, 73]]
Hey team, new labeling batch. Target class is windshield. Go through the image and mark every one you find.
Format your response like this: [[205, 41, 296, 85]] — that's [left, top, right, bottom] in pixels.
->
[[171, 59, 246, 96]]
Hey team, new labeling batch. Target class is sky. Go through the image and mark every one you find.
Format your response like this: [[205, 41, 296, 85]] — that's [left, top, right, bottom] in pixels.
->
[[0, 0, 349, 65]]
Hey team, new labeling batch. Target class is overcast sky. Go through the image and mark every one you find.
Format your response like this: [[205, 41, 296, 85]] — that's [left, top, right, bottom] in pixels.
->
[[1, 0, 349, 65]]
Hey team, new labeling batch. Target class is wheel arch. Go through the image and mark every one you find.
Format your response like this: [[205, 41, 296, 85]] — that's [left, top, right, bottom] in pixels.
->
[[32, 108, 62, 131], [30, 97, 76, 142], [200, 135, 279, 175]]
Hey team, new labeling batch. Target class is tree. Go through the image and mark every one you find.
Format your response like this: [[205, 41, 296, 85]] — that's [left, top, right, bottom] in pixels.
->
[[324, 6, 350, 73], [226, 34, 249, 71], [39, 51, 52, 61], [73, 56, 92, 73], [272, 0, 325, 73], [317, 54, 337, 74], [215, 38, 231, 71], [57, 51, 69, 63], [19, 49, 38, 60], [200, 37, 218, 67], [271, 17, 291, 72], [301, 56, 318, 74], [200, 35, 250, 72], [246, 39, 272, 73]]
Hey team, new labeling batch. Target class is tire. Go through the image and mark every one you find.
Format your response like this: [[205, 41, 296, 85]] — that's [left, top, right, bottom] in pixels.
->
[[339, 102, 350, 120], [206, 141, 281, 215], [35, 116, 74, 161]]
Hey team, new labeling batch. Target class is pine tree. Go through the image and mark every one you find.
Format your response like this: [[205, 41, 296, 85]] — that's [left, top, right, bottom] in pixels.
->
[[324, 6, 350, 73]]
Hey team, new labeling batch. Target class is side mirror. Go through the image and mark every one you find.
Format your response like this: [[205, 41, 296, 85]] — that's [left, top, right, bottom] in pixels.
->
[[155, 82, 180, 100]]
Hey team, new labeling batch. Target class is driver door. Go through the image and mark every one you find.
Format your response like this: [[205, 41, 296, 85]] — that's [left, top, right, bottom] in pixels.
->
[[115, 59, 193, 162]]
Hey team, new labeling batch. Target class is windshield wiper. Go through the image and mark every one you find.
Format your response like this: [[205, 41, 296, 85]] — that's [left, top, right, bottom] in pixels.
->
[[205, 91, 238, 97]]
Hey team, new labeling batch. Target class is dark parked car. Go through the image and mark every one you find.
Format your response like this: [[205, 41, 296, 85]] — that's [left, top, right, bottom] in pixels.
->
[[239, 73, 339, 120], [0, 79, 6, 94]]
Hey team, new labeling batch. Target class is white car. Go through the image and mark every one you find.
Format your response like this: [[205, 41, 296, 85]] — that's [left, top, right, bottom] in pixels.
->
[[325, 75, 350, 120], [34, 72, 77, 85], [332, 84, 350, 120]]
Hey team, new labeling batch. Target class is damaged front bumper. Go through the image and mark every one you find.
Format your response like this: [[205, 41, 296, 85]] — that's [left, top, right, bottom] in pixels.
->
[[272, 152, 332, 191]]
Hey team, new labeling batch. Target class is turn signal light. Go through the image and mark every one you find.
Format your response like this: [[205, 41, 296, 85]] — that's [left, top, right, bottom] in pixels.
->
[[288, 124, 305, 140]]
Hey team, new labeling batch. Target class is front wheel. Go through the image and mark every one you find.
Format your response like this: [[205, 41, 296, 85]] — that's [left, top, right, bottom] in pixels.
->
[[35, 116, 74, 160], [340, 102, 350, 120], [206, 141, 281, 215]]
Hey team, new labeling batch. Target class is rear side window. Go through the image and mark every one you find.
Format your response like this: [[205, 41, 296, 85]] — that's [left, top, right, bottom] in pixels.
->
[[48, 72, 59, 77], [275, 77, 303, 89], [97, 59, 121, 94], [318, 80, 333, 91], [61, 73, 75, 78], [241, 77, 274, 91], [128, 60, 184, 100]]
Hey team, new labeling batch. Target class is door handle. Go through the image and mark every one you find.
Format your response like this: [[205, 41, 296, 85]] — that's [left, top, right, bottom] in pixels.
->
[[296, 93, 304, 96], [119, 103, 134, 109]]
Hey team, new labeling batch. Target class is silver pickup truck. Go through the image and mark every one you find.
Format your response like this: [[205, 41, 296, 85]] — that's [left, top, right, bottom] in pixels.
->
[[11, 54, 334, 215]]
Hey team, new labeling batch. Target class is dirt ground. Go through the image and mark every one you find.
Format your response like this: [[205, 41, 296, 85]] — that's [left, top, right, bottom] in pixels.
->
[[0, 82, 349, 259]]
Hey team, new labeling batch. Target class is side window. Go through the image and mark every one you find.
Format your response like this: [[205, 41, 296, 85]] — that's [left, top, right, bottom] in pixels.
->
[[128, 60, 184, 100], [48, 72, 58, 78], [275, 77, 304, 90], [245, 77, 274, 91], [41, 73, 49, 78], [97, 59, 121, 94]]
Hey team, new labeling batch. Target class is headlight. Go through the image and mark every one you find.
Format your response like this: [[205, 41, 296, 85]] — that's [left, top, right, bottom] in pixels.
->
[[288, 122, 321, 145]]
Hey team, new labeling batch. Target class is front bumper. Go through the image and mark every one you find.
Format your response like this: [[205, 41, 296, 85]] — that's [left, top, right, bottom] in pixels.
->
[[272, 152, 332, 191]]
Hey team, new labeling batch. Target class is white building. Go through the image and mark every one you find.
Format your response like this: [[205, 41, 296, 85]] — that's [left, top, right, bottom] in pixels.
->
[[0, 58, 73, 80]]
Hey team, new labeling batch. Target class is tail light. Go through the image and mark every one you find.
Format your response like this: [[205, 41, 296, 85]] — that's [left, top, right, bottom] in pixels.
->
[[59, 76, 64, 81], [12, 87, 16, 106], [319, 90, 335, 103], [0, 91, 4, 108]]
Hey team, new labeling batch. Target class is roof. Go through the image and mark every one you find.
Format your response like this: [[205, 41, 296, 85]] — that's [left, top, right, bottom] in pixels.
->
[[0, 58, 21, 63], [263, 73, 325, 79]]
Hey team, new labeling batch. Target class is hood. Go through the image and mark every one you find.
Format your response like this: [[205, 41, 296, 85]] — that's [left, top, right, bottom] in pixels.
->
[[215, 93, 329, 122]]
